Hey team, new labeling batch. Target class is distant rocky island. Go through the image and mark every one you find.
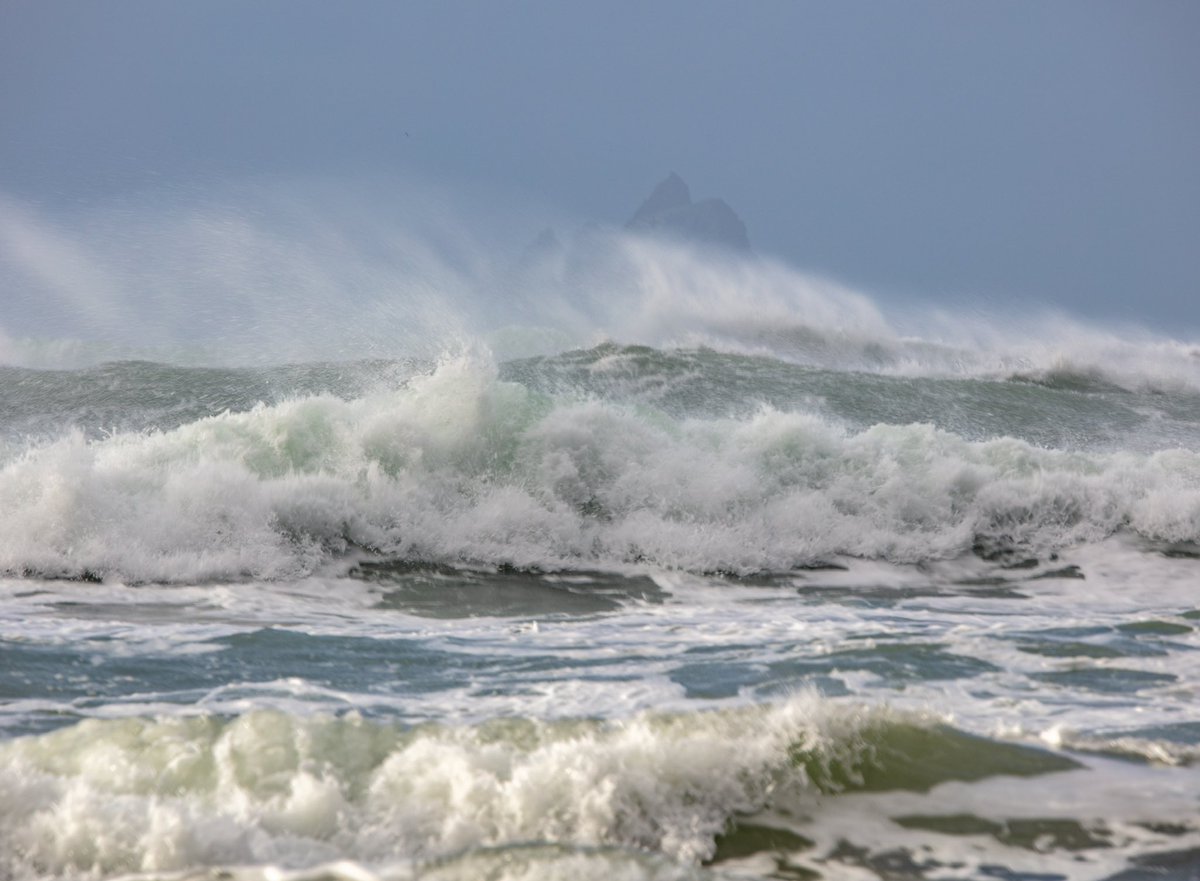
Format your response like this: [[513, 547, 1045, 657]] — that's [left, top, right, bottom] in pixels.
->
[[502, 173, 752, 328], [517, 172, 751, 272], [625, 172, 751, 252], [493, 174, 755, 356]]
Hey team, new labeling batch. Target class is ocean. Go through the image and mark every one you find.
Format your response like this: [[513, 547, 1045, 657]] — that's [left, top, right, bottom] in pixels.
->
[[1, 236, 1199, 881]]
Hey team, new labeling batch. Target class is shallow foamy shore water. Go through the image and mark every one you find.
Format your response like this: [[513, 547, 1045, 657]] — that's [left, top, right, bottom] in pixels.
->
[[1, 542, 1198, 881]]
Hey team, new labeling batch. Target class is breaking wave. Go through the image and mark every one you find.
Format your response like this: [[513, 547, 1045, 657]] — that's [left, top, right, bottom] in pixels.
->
[[0, 353, 1198, 583], [0, 698, 1073, 878]]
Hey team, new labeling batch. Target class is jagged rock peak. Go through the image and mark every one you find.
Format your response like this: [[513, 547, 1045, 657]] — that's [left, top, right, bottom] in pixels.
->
[[625, 173, 750, 252], [628, 172, 691, 226]]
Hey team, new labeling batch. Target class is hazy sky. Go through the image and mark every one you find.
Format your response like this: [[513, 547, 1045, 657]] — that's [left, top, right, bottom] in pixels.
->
[[2, 1, 1198, 331]]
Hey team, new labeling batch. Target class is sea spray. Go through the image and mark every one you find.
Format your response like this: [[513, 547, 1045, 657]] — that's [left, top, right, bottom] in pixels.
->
[[6, 190, 1200, 396]]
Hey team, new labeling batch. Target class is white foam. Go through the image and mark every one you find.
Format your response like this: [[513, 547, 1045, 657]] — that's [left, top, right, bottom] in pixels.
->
[[0, 698, 844, 876], [0, 355, 1197, 583], [3, 701, 1196, 881]]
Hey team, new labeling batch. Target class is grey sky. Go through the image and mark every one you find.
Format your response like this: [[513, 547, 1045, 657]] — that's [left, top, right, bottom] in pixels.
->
[[2, 1, 1198, 331]]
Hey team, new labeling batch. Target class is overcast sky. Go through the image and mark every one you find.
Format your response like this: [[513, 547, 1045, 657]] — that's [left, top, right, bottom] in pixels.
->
[[2, 1, 1198, 331]]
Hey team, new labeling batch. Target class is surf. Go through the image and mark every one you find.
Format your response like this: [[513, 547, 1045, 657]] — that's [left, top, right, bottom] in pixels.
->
[[0, 350, 1198, 584]]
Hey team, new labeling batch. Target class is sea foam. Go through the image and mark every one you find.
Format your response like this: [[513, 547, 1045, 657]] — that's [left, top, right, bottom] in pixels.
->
[[0, 698, 1079, 878], [0, 355, 1197, 583], [0, 698, 831, 874]]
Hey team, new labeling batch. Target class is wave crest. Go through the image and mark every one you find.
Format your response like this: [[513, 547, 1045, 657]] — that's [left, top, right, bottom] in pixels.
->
[[1, 356, 1198, 583], [0, 699, 1071, 876]]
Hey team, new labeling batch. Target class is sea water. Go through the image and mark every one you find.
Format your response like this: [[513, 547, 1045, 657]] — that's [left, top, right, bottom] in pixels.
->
[[0, 235, 1198, 881]]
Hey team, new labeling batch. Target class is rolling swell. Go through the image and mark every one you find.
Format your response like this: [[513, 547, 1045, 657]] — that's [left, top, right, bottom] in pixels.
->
[[0, 350, 1198, 583]]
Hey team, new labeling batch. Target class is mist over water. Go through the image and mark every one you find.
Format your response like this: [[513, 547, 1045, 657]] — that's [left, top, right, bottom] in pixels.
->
[[1, 182, 1199, 881], [3, 183, 1198, 389]]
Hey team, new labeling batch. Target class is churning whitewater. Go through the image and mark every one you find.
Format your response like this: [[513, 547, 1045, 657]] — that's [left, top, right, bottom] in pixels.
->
[[1, 348, 1199, 585], [1, 227, 1198, 881]]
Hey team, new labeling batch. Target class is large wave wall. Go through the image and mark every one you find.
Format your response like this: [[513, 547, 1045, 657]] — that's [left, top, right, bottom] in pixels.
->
[[1, 354, 1198, 584]]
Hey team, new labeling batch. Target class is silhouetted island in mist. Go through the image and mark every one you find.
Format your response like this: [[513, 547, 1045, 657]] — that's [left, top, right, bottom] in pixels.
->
[[625, 172, 751, 252]]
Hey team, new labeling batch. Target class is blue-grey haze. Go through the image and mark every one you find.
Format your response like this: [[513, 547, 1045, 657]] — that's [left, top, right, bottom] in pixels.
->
[[1, 0, 1198, 330]]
